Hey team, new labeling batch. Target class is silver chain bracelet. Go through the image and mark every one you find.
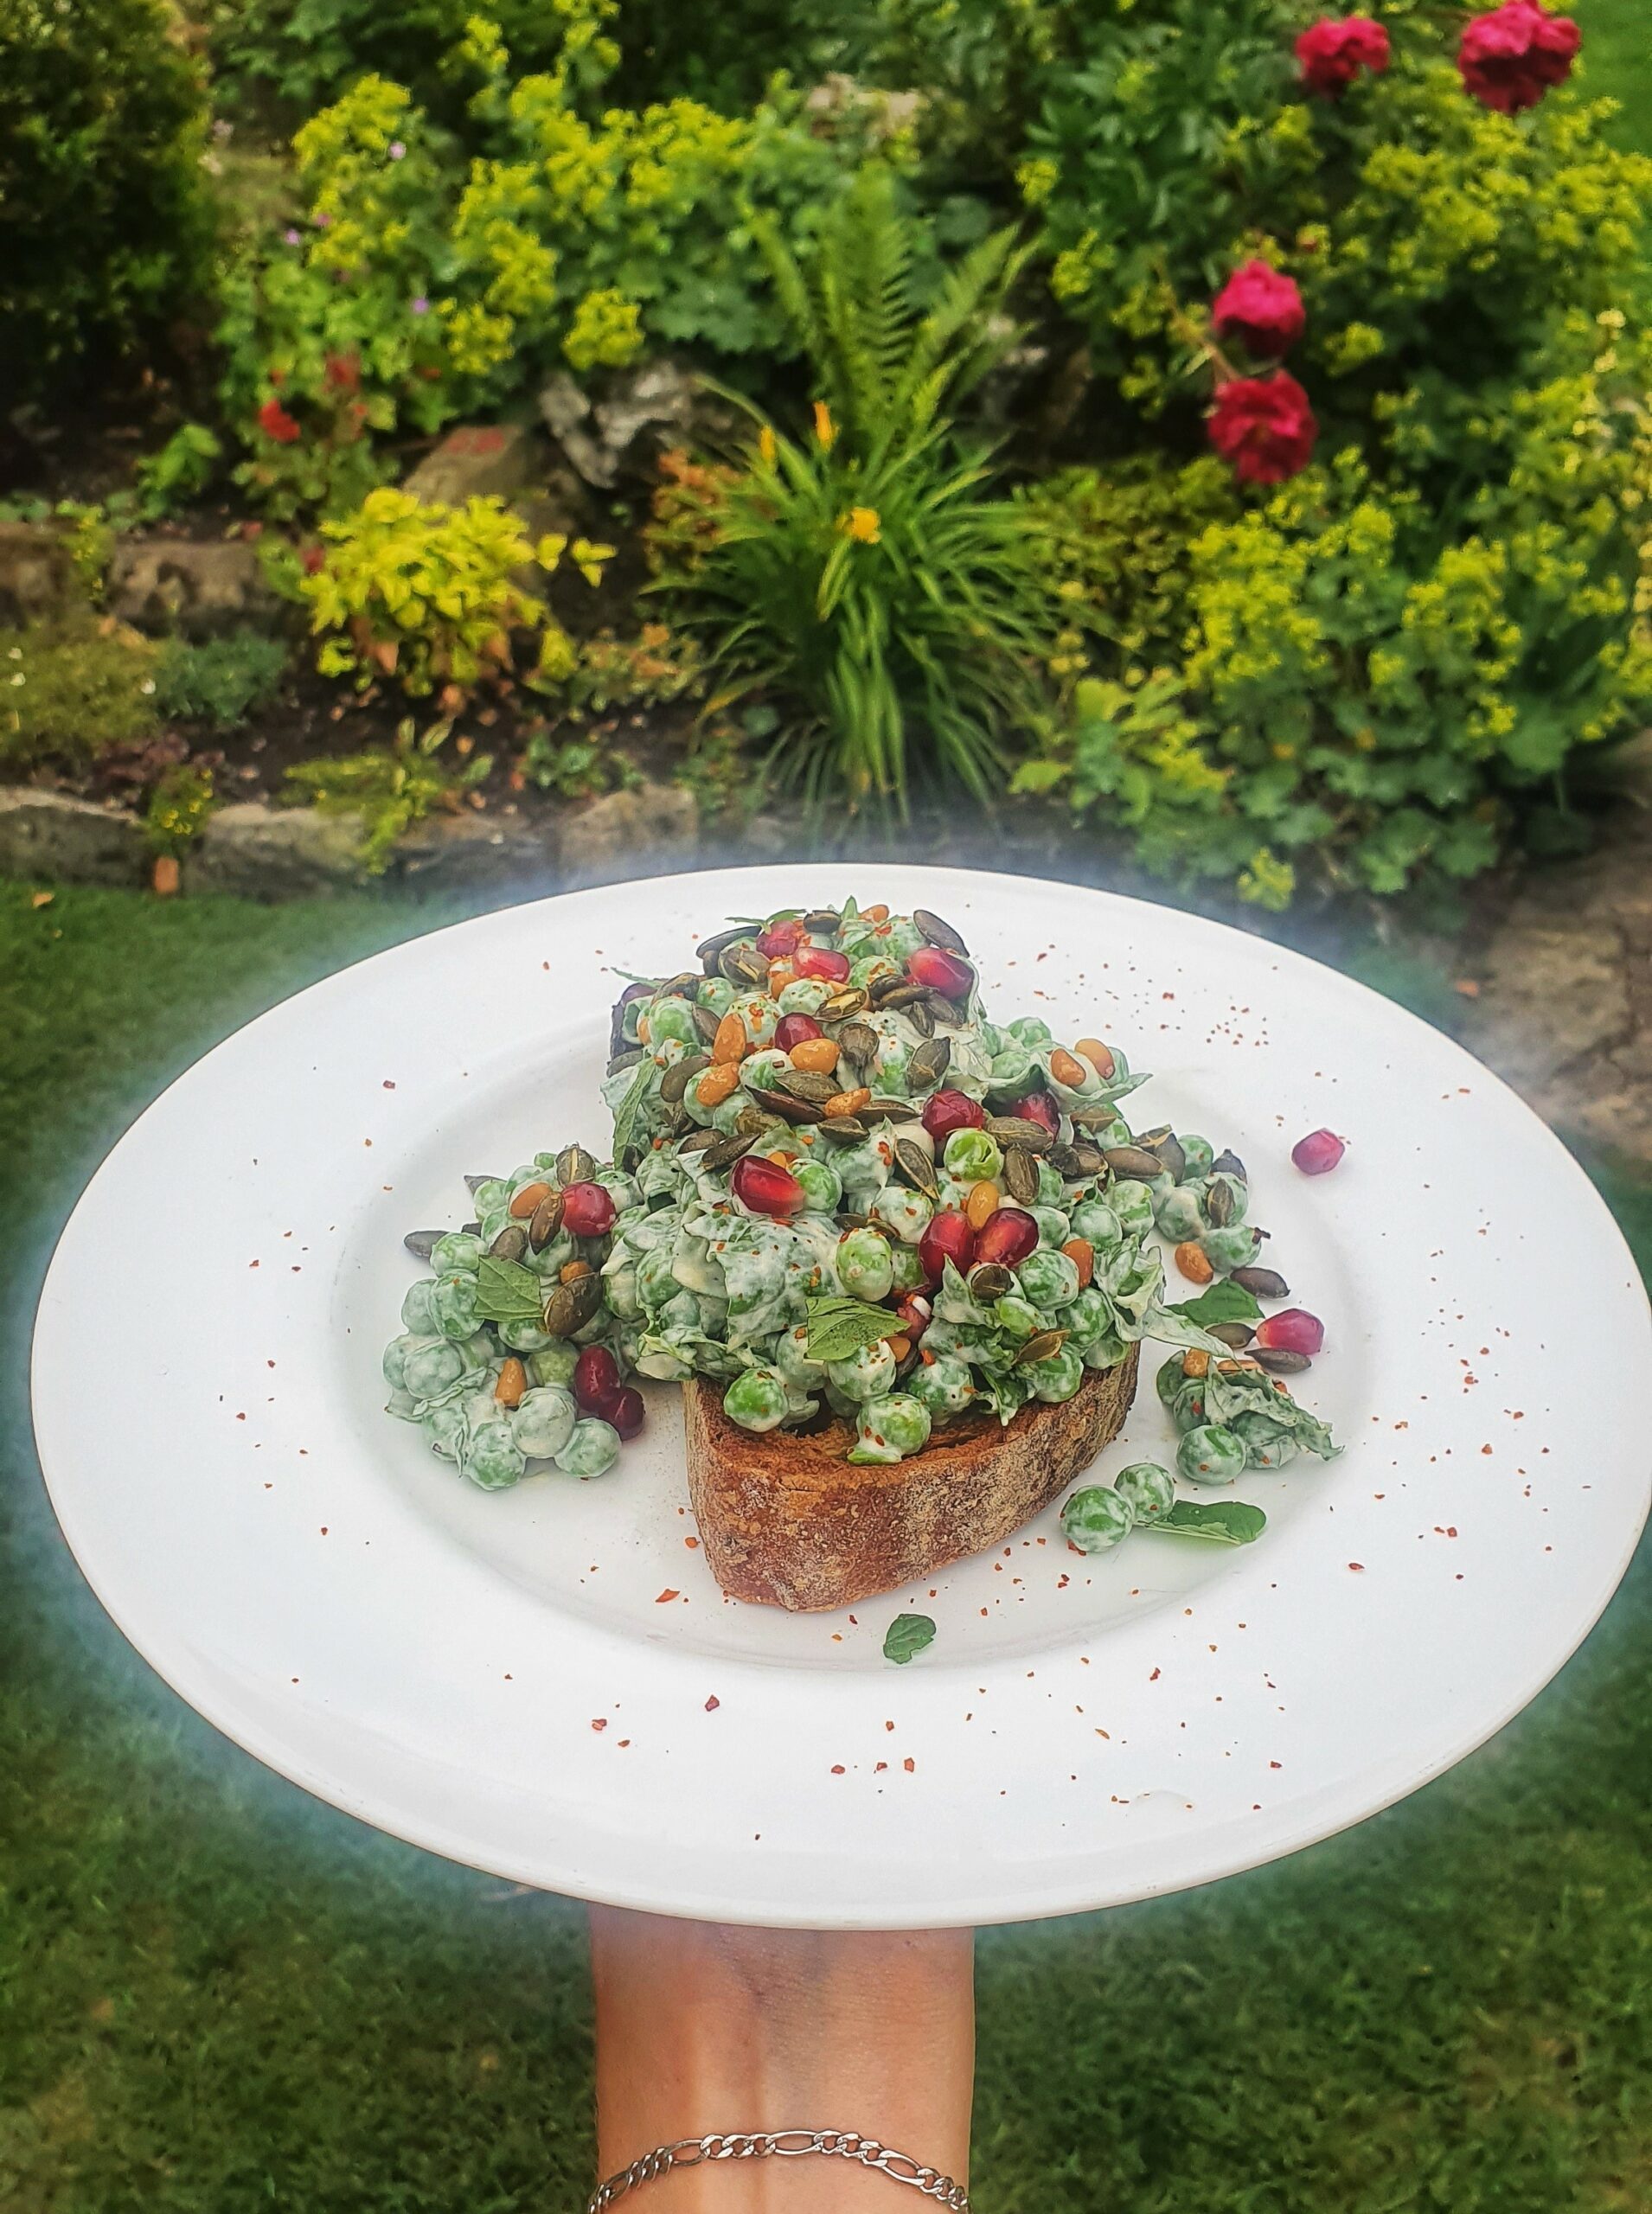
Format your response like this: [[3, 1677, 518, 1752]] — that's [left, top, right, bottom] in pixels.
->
[[586, 2128, 970, 2211]]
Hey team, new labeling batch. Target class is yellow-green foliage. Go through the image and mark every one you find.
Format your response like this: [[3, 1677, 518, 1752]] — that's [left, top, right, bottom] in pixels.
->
[[299, 486, 609, 700], [0, 619, 158, 772], [144, 763, 217, 856], [284, 716, 492, 873]]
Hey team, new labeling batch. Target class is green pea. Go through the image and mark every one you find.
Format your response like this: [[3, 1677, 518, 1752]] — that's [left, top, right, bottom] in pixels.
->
[[943, 1129, 1002, 1181], [400, 1280, 439, 1335], [1201, 1225, 1261, 1276], [849, 952, 900, 991], [1028, 1344, 1085, 1402], [1070, 1199, 1124, 1251], [722, 1366, 791, 1433], [1008, 1015, 1053, 1046], [423, 1403, 470, 1462], [1204, 1170, 1249, 1225], [498, 1317, 555, 1353], [1061, 1486, 1134, 1552], [1017, 1247, 1081, 1309], [907, 1353, 976, 1417], [464, 1419, 527, 1491], [431, 1273, 482, 1339], [382, 1332, 424, 1392], [1036, 1161, 1066, 1207], [1232, 1411, 1299, 1469], [403, 1337, 465, 1397], [1031, 1204, 1071, 1250], [740, 1048, 791, 1092], [432, 1230, 484, 1276], [528, 1344, 578, 1389], [1066, 1287, 1112, 1347], [993, 1294, 1043, 1341], [555, 1417, 621, 1477], [1177, 1134, 1215, 1176], [1171, 1379, 1209, 1434], [455, 1328, 496, 1371], [1177, 1424, 1248, 1488], [878, 918, 926, 960], [793, 1159, 843, 1213], [1156, 1352, 1190, 1405], [648, 996, 699, 1046], [888, 1243, 929, 1295], [510, 1385, 577, 1459], [825, 1339, 897, 1402], [1111, 1181, 1155, 1234], [471, 1180, 512, 1218], [774, 1324, 826, 1390], [988, 1044, 1035, 1091], [1113, 1462, 1175, 1523], [697, 976, 736, 1015], [1154, 1183, 1208, 1241], [1080, 1327, 1128, 1370], [872, 1185, 933, 1245], [837, 1225, 895, 1302], [777, 977, 832, 1014], [848, 1392, 932, 1464]]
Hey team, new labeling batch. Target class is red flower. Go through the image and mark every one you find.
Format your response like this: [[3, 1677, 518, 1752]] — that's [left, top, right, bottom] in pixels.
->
[[1212, 259, 1306, 359], [1208, 373, 1318, 486], [299, 544, 326, 575], [323, 350, 362, 393], [1457, 2, 1578, 114], [1295, 15, 1391, 96], [257, 398, 302, 445]]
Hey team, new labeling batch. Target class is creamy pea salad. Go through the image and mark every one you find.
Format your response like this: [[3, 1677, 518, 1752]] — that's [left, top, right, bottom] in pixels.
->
[[383, 897, 1341, 1574]]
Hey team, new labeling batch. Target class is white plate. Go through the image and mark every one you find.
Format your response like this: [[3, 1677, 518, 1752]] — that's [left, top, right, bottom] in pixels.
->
[[31, 866, 1651, 1928]]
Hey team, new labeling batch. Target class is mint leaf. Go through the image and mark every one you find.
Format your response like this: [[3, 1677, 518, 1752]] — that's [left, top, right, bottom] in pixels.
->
[[611, 1059, 654, 1168], [1152, 1499, 1268, 1545], [806, 1293, 897, 1364], [472, 1256, 545, 1326], [883, 1613, 937, 1666], [1169, 1281, 1262, 1326]]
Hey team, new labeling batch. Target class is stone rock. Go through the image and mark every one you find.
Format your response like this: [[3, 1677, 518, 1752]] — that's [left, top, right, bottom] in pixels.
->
[[0, 522, 79, 626], [539, 358, 727, 489], [0, 789, 148, 884], [1461, 920, 1631, 1094], [392, 809, 558, 890], [558, 779, 697, 881], [403, 423, 542, 508], [190, 801, 371, 898], [108, 539, 277, 637]]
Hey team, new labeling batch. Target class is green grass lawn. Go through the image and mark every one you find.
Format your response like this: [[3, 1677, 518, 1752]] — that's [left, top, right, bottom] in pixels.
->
[[1579, 0, 1652, 154], [3, 876, 1650, 2212]]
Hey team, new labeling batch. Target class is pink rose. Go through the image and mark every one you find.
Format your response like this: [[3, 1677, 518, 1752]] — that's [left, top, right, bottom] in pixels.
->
[[1295, 15, 1391, 97], [1208, 374, 1318, 485], [1212, 259, 1306, 359], [1457, 2, 1579, 114]]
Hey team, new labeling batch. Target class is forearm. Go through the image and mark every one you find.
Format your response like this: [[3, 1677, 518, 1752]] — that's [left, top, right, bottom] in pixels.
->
[[588, 1910, 975, 2211]]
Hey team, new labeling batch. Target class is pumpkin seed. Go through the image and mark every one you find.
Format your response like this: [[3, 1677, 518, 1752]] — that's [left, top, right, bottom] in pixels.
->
[[659, 970, 701, 998], [762, 1089, 828, 1125], [722, 944, 769, 989], [802, 908, 842, 934], [1207, 1321, 1255, 1350], [692, 1003, 721, 1045], [528, 1189, 565, 1251], [875, 982, 930, 1010], [861, 1097, 918, 1122], [1211, 1149, 1247, 1181], [967, 1261, 1014, 1303], [837, 1020, 881, 1068], [1205, 1178, 1235, 1228], [660, 1052, 711, 1104], [906, 998, 935, 1038], [986, 1115, 1054, 1154], [542, 1274, 604, 1339], [1067, 1106, 1115, 1130], [1137, 1127, 1186, 1183], [1232, 1264, 1290, 1301], [1004, 1147, 1041, 1204], [894, 1138, 939, 1198], [735, 1103, 778, 1136], [403, 1229, 444, 1261], [1103, 1146, 1164, 1179], [1015, 1328, 1067, 1367], [820, 986, 869, 1021], [925, 994, 965, 1027], [464, 1173, 503, 1195], [1051, 1142, 1103, 1179], [607, 1047, 647, 1077], [819, 1115, 870, 1142], [489, 1223, 529, 1262], [908, 1036, 952, 1090], [696, 926, 745, 970], [461, 1221, 481, 1237], [678, 1126, 720, 1154], [1254, 1346, 1310, 1375], [557, 1143, 598, 1186], [912, 907, 970, 957], [702, 1129, 759, 1171], [775, 1068, 841, 1104]]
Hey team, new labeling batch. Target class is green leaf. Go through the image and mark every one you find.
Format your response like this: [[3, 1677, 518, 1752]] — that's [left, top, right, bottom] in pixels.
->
[[1152, 1499, 1268, 1545], [805, 1294, 898, 1365], [610, 1059, 655, 1168], [1169, 1281, 1262, 1326], [472, 1257, 545, 1327], [883, 1613, 938, 1666]]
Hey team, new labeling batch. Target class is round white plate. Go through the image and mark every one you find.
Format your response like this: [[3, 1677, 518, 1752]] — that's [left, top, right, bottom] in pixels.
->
[[32, 866, 1651, 1927]]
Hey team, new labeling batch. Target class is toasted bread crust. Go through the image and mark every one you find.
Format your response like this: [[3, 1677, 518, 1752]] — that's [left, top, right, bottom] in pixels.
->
[[682, 1347, 1139, 1611]]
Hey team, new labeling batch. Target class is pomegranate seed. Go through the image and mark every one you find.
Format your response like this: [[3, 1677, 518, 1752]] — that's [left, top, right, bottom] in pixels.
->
[[574, 1344, 622, 1415], [757, 919, 808, 957], [793, 946, 851, 982], [561, 1181, 617, 1237], [895, 1292, 932, 1341], [1291, 1128, 1345, 1175], [733, 1154, 804, 1217], [973, 1206, 1039, 1268], [919, 1211, 975, 1284], [774, 1013, 823, 1051], [608, 1386, 645, 1440], [1253, 1308, 1325, 1356], [1018, 1089, 1060, 1137], [921, 1088, 986, 1142], [906, 946, 974, 1000]]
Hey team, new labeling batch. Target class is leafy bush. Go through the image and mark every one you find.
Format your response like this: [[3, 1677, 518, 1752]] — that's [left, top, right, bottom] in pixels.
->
[[144, 762, 217, 857], [650, 173, 1058, 809], [298, 486, 610, 701], [133, 426, 224, 523], [154, 632, 291, 729], [0, 619, 158, 773], [0, 0, 216, 397], [284, 716, 491, 872]]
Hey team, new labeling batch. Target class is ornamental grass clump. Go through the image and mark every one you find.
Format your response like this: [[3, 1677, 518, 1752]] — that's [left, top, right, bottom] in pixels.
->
[[649, 171, 1058, 814]]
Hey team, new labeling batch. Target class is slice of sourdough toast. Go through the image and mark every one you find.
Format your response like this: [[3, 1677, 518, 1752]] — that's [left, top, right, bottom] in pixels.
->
[[682, 1346, 1139, 1612]]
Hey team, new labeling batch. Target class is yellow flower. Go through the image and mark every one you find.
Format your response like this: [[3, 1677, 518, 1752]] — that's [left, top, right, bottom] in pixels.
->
[[813, 400, 836, 450], [758, 425, 777, 466], [839, 507, 880, 544]]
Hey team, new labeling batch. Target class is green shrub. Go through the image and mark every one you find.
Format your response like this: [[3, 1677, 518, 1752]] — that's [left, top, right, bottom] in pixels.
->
[[0, 0, 216, 397], [0, 619, 158, 773], [144, 762, 217, 856], [284, 716, 491, 872], [1021, 458, 1239, 659], [153, 631, 290, 729], [650, 171, 1058, 809], [133, 426, 224, 523], [299, 486, 610, 701]]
